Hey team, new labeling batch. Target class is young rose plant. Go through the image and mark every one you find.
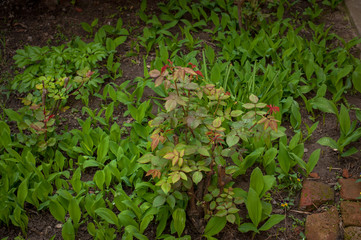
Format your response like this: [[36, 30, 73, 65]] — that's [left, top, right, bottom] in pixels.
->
[[138, 61, 282, 235]]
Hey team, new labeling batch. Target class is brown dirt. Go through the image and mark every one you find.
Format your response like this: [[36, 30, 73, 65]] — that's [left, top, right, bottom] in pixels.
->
[[0, 0, 360, 239]]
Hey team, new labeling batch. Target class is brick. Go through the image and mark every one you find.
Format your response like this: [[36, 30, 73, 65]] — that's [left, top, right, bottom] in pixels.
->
[[344, 226, 361, 240], [341, 201, 361, 227], [299, 180, 334, 211], [339, 178, 361, 200], [305, 206, 340, 240]]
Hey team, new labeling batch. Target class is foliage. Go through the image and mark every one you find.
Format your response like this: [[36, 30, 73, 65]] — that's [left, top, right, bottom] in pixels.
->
[[1, 0, 361, 239]]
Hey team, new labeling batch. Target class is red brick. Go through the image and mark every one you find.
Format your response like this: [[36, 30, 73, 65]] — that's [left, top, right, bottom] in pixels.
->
[[299, 180, 334, 211], [344, 226, 361, 240], [341, 201, 361, 227], [339, 178, 361, 200], [342, 169, 351, 178], [305, 206, 340, 240]]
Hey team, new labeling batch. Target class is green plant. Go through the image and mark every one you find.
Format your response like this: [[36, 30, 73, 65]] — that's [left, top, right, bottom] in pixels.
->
[[238, 168, 285, 237], [317, 105, 361, 157], [138, 62, 283, 237], [322, 0, 343, 9], [81, 18, 99, 38], [303, 1, 323, 20]]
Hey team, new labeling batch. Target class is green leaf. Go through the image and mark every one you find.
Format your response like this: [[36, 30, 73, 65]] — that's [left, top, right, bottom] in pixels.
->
[[68, 198, 81, 224], [352, 65, 361, 93], [153, 195, 166, 208], [259, 214, 285, 231], [198, 146, 210, 156], [192, 171, 203, 185], [97, 135, 109, 164], [339, 104, 350, 135], [226, 214, 236, 224], [49, 200, 66, 222], [17, 178, 28, 208], [317, 137, 338, 149], [226, 134, 240, 147], [172, 208, 186, 237], [341, 147, 359, 157], [95, 208, 119, 227], [278, 142, 291, 174], [250, 168, 264, 197], [310, 97, 337, 114], [238, 222, 259, 233], [306, 149, 320, 175], [62, 219, 75, 240], [93, 170, 105, 190], [203, 216, 227, 237], [246, 188, 262, 227]]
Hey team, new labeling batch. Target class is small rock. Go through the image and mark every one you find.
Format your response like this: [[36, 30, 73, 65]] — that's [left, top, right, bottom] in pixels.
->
[[309, 172, 320, 179], [305, 206, 340, 240], [341, 201, 361, 227], [342, 169, 351, 178], [344, 226, 361, 240], [299, 180, 334, 211], [339, 178, 361, 200], [55, 223, 63, 228]]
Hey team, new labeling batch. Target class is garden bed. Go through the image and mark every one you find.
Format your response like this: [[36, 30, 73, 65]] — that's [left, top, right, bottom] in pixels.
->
[[1, 0, 361, 239]]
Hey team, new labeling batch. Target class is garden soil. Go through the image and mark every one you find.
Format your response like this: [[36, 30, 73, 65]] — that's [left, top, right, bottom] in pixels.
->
[[0, 0, 360, 239]]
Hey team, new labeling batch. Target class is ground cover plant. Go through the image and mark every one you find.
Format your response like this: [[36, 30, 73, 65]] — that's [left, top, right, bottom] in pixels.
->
[[0, 0, 361, 239]]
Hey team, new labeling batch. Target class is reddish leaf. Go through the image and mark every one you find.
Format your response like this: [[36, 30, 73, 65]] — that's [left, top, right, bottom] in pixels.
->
[[195, 70, 204, 77]]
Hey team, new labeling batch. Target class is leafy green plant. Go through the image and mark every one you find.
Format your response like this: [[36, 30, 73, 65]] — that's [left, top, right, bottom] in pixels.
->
[[322, 0, 343, 9], [81, 18, 99, 37], [138, 62, 283, 237], [238, 168, 285, 236], [317, 105, 361, 157]]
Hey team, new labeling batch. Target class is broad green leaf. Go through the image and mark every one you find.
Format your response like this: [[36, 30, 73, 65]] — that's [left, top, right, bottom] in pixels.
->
[[278, 142, 291, 174], [97, 135, 109, 164], [93, 170, 105, 190], [246, 188, 262, 227], [238, 222, 259, 233], [62, 219, 75, 240], [226, 214, 235, 224], [95, 208, 119, 227], [140, 214, 154, 233], [192, 171, 203, 185], [17, 178, 28, 208], [306, 149, 320, 175], [259, 214, 285, 231], [341, 147, 359, 157], [203, 216, 227, 237], [339, 104, 350, 135], [226, 134, 239, 147], [311, 97, 337, 115], [49, 200, 66, 222], [250, 168, 264, 196], [172, 208, 186, 237], [317, 137, 338, 149], [68, 198, 81, 224], [153, 195, 166, 208]]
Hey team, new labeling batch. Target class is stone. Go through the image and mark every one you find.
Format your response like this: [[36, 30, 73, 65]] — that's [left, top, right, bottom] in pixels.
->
[[299, 180, 334, 211], [309, 172, 320, 179], [339, 178, 361, 200], [344, 226, 361, 240], [341, 201, 361, 227], [305, 206, 340, 240], [345, 0, 361, 36]]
